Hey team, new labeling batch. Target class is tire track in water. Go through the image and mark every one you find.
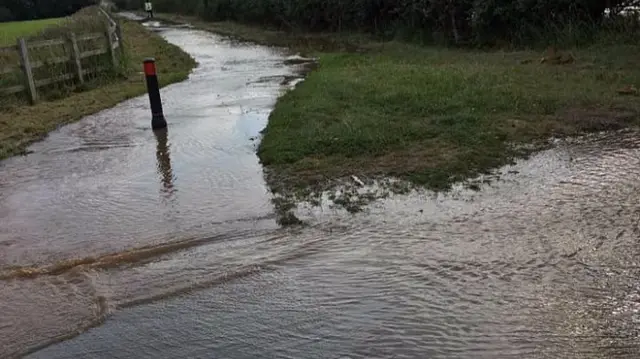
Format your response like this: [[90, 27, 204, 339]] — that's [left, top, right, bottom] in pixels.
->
[[12, 271, 112, 359], [0, 228, 283, 280], [1, 224, 335, 358], [1, 216, 343, 358], [1, 272, 108, 359]]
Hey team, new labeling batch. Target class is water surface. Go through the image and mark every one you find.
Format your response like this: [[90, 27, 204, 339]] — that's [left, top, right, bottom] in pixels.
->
[[1, 17, 639, 359]]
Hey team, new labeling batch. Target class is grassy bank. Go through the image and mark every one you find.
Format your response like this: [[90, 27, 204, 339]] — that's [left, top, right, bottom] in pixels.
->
[[0, 16, 196, 160], [0, 18, 64, 46], [261, 45, 640, 194], [153, 13, 640, 197]]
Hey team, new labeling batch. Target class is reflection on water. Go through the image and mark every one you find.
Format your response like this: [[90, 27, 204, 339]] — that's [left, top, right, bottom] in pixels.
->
[[154, 127, 175, 198], [1, 16, 640, 359]]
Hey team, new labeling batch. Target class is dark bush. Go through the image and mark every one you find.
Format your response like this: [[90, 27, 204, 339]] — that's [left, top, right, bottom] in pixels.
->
[[0, 7, 14, 22], [107, 0, 640, 47], [1, 0, 99, 22]]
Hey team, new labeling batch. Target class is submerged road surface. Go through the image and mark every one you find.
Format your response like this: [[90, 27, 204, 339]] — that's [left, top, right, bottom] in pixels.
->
[[2, 16, 640, 359]]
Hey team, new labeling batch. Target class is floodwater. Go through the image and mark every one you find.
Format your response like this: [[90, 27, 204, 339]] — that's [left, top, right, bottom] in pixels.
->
[[2, 16, 640, 359]]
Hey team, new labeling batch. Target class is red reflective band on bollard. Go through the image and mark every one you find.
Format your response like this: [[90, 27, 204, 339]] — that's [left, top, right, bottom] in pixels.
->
[[143, 60, 156, 76]]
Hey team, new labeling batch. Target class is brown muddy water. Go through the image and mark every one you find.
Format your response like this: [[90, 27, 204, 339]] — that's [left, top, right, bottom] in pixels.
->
[[1, 16, 640, 359]]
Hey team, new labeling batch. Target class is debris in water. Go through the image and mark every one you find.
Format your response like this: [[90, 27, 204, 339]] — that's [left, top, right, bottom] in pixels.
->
[[283, 54, 317, 65], [540, 46, 576, 65], [351, 175, 365, 187]]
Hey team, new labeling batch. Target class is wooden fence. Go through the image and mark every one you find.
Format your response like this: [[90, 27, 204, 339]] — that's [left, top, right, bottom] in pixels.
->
[[0, 18, 123, 104]]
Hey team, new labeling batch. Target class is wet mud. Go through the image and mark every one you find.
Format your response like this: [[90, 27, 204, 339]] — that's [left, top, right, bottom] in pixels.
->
[[1, 15, 639, 359]]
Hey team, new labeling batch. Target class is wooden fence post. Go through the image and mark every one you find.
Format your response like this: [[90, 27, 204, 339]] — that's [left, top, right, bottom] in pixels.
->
[[17, 38, 37, 104], [68, 32, 84, 84], [115, 20, 124, 53], [105, 23, 118, 70]]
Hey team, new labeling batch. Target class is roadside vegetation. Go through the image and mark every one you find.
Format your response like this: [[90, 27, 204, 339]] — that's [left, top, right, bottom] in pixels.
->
[[115, 1, 640, 197], [0, 6, 196, 159]]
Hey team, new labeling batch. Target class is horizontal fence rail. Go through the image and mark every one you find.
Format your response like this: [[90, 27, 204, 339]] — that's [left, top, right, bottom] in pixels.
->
[[0, 16, 124, 104]]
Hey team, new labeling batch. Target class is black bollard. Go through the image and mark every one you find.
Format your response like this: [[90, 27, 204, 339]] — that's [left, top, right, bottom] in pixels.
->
[[143, 58, 167, 130]]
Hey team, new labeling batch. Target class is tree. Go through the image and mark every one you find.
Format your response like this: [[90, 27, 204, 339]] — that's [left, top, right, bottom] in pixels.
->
[[0, 7, 14, 21], [0, 0, 98, 22]]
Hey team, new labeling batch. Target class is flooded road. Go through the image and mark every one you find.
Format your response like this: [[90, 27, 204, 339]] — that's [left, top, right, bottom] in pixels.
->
[[2, 16, 640, 359]]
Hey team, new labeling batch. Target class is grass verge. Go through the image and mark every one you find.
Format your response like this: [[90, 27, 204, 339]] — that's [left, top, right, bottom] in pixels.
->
[[260, 45, 640, 194], [0, 18, 196, 160]]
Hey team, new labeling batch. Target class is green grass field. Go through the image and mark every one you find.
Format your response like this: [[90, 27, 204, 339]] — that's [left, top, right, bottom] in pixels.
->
[[0, 18, 65, 46], [0, 18, 196, 159]]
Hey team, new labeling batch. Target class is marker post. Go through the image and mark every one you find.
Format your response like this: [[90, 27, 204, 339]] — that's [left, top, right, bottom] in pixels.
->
[[143, 58, 167, 130]]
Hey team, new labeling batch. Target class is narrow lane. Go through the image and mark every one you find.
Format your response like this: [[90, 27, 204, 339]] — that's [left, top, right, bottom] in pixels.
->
[[1, 16, 639, 359]]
